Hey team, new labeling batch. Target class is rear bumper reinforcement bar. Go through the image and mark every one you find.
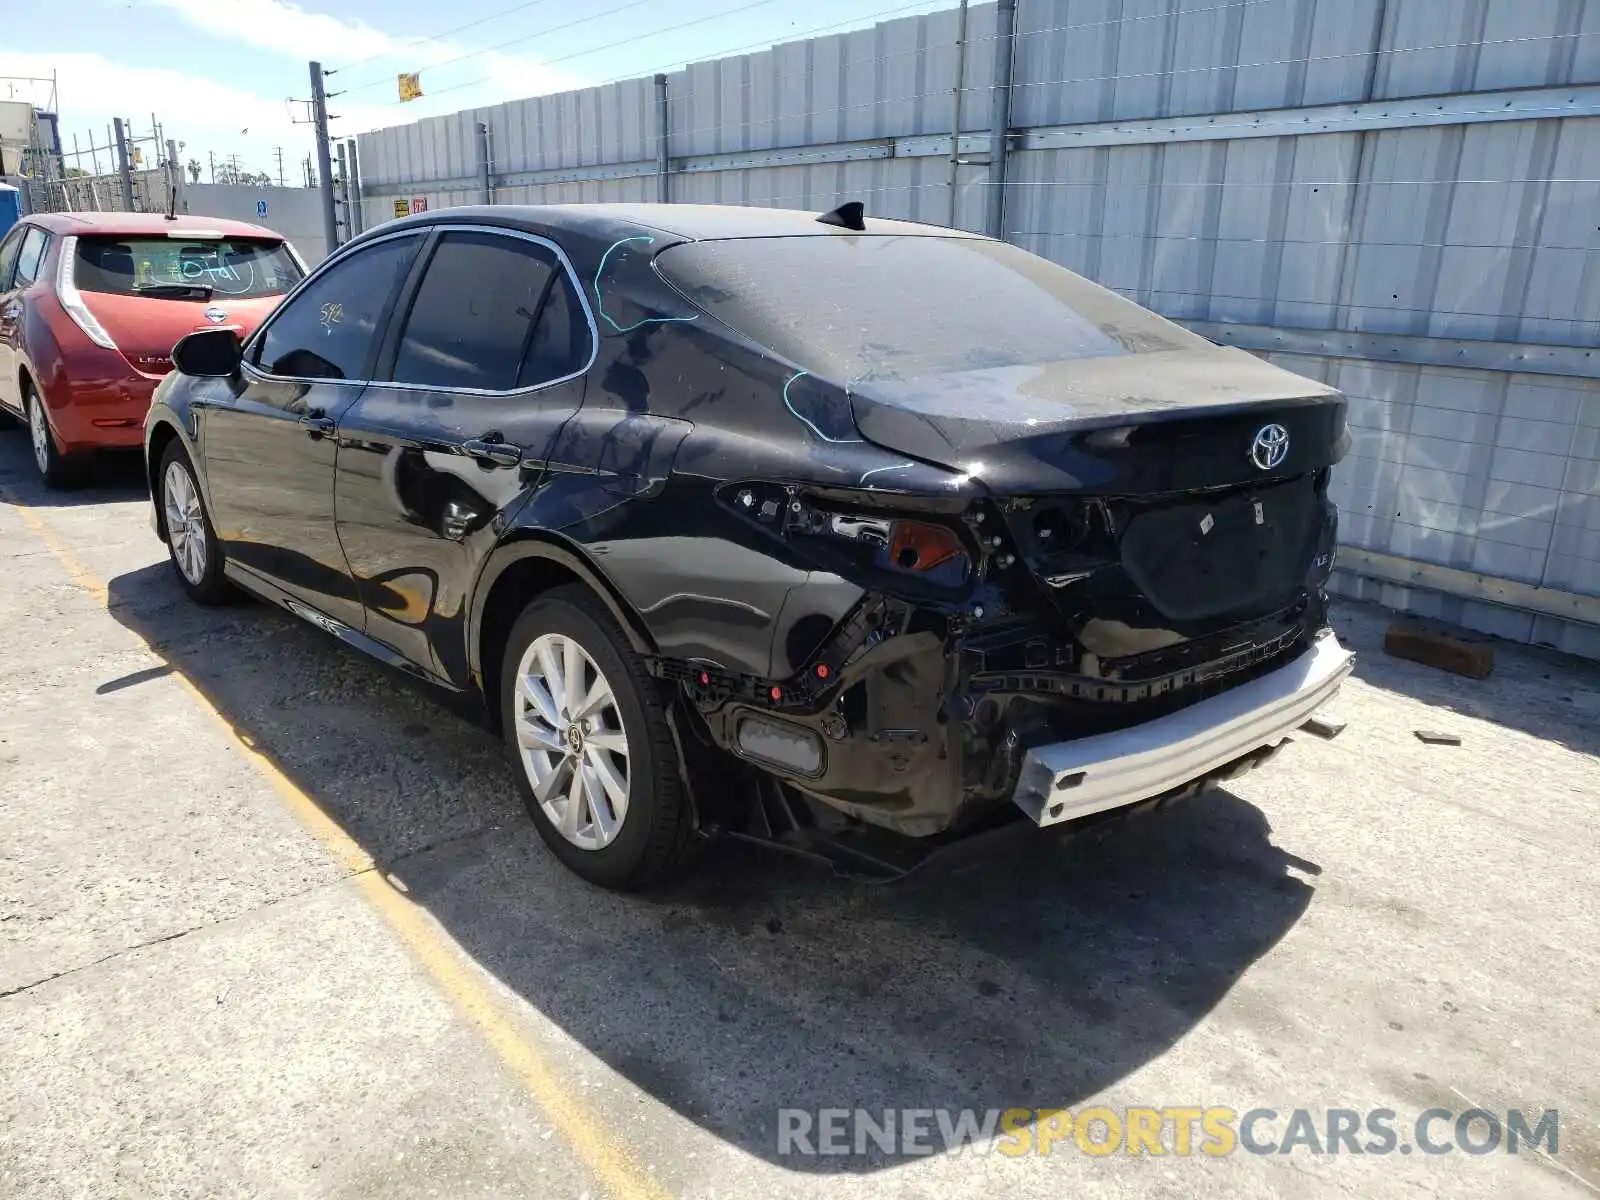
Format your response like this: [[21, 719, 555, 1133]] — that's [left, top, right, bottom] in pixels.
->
[[1012, 633, 1356, 827]]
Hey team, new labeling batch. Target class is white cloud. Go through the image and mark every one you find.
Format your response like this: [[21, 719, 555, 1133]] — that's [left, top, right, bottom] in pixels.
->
[[5, 0, 590, 189], [147, 0, 591, 125], [148, 0, 402, 64], [0, 49, 312, 179]]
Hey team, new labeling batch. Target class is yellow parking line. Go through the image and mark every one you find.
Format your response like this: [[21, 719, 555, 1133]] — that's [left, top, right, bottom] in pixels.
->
[[9, 501, 670, 1200]]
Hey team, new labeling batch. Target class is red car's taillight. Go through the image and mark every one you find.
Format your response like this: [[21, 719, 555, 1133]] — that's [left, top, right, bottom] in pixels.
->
[[54, 234, 119, 351]]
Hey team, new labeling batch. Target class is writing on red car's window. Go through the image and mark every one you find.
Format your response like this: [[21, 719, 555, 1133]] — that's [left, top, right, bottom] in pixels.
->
[[75, 236, 302, 300]]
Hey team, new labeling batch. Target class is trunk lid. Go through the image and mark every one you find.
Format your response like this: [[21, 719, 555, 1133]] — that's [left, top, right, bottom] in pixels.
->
[[86, 293, 281, 376], [847, 345, 1347, 494], [848, 346, 1345, 672], [66, 232, 299, 375]]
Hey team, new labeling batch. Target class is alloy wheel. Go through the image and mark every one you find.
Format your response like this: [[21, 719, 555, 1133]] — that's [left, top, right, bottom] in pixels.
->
[[163, 460, 208, 585], [513, 632, 631, 851], [28, 395, 49, 475]]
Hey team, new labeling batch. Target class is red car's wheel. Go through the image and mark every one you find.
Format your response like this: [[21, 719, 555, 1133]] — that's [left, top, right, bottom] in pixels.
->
[[24, 382, 76, 490]]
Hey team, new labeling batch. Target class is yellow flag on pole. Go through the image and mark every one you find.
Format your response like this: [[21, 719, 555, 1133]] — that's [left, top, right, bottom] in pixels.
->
[[398, 72, 423, 103]]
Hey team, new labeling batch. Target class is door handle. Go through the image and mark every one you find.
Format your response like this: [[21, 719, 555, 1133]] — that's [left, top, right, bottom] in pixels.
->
[[299, 413, 336, 436], [462, 437, 522, 467]]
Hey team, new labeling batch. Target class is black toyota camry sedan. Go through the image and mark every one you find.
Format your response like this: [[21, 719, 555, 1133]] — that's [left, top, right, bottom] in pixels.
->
[[145, 202, 1354, 890]]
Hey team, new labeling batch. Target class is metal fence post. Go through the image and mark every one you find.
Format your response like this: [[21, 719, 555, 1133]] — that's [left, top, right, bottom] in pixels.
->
[[947, 0, 971, 229], [477, 121, 493, 205], [346, 138, 364, 235], [985, 0, 1017, 239], [654, 74, 670, 203], [335, 140, 350, 246]]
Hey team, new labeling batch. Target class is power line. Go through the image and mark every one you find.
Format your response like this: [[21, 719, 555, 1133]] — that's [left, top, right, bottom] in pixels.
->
[[597, 0, 947, 86], [337, 0, 662, 99], [329, 0, 563, 76], [384, 0, 789, 108]]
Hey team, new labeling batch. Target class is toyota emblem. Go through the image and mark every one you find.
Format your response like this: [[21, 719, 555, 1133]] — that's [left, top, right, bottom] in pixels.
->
[[1250, 423, 1290, 471]]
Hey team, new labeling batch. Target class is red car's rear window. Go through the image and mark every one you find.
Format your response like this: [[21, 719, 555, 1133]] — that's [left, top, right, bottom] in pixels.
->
[[75, 235, 302, 301]]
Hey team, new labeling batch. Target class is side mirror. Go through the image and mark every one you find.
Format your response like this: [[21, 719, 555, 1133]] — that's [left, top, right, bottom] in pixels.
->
[[171, 327, 243, 378]]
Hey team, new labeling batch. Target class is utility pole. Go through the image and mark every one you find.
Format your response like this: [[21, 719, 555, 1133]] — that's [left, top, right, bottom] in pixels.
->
[[113, 117, 134, 211], [308, 61, 339, 254], [208, 150, 216, 184], [274, 146, 285, 188], [166, 138, 180, 215]]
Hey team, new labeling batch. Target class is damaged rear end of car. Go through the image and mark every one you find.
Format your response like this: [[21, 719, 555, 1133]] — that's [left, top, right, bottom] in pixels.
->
[[652, 229, 1355, 854]]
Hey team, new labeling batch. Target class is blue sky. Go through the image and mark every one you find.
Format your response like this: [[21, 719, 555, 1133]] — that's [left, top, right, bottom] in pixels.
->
[[1, 0, 950, 182]]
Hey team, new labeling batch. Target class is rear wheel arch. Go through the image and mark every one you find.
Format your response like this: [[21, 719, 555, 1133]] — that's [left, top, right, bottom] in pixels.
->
[[472, 537, 657, 730]]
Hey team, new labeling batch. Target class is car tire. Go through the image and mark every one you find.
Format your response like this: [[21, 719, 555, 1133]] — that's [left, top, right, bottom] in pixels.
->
[[158, 441, 232, 605], [500, 585, 699, 890], [25, 383, 76, 490]]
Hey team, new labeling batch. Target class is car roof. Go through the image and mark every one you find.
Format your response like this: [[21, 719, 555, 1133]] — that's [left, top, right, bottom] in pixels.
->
[[546, 203, 984, 241], [21, 211, 284, 240], [375, 202, 987, 244]]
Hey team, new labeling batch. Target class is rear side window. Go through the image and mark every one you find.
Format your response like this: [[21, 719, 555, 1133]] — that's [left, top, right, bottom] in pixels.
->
[[392, 230, 587, 392], [14, 228, 49, 286], [518, 272, 589, 386], [656, 235, 1205, 385], [75, 236, 301, 300], [254, 235, 419, 381]]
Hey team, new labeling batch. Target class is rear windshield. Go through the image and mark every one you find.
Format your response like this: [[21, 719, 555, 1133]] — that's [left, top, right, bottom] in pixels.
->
[[74, 236, 302, 300], [655, 235, 1203, 385]]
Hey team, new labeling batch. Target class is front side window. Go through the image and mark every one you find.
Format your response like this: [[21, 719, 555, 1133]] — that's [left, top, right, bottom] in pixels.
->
[[392, 230, 587, 391], [14, 228, 49, 287], [75, 236, 301, 300], [254, 235, 419, 381]]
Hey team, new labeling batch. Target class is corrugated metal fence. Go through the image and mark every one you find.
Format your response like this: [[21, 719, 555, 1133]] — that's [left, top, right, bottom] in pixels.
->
[[355, 0, 1600, 658]]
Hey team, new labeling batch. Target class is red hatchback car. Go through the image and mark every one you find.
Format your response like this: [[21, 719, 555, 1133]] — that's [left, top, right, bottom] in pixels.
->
[[0, 211, 304, 486]]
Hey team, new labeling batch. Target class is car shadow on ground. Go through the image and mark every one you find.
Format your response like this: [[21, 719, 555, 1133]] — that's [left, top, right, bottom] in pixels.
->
[[103, 558, 1315, 1173], [1326, 601, 1600, 758], [0, 431, 147, 505]]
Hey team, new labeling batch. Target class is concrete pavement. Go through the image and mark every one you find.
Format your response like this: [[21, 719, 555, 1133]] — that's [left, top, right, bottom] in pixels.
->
[[2, 435, 1597, 1199]]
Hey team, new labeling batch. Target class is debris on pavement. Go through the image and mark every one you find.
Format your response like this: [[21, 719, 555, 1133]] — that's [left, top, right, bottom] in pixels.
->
[[1383, 622, 1495, 680], [1414, 730, 1464, 746], [1302, 714, 1348, 739]]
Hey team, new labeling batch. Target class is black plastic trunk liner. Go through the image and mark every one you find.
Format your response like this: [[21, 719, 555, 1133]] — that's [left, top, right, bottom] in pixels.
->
[[1115, 476, 1319, 622]]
